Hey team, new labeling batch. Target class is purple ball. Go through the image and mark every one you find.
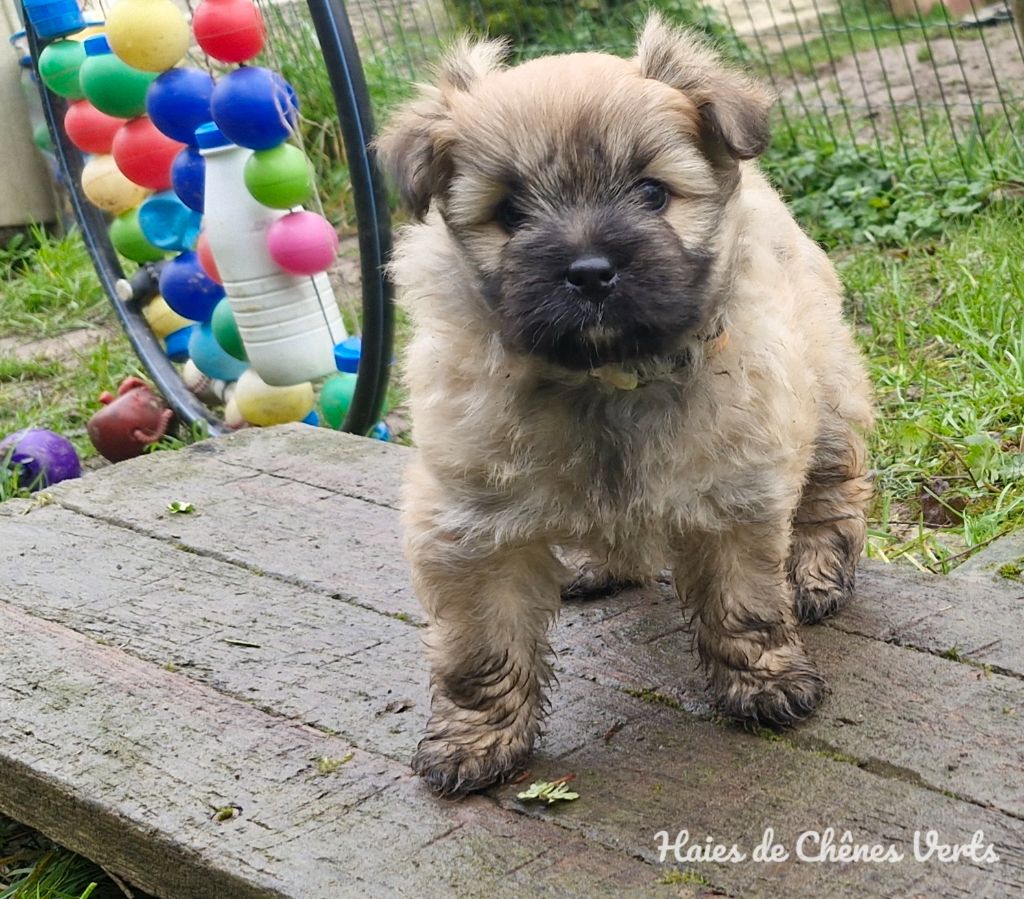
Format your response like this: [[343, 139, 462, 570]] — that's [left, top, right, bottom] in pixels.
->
[[0, 428, 81, 490]]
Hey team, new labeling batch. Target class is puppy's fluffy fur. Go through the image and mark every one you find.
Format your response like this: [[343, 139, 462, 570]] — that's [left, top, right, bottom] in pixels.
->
[[378, 15, 874, 796]]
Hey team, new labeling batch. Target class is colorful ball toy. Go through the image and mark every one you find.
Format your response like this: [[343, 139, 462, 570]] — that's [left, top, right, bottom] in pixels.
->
[[138, 191, 202, 252], [38, 39, 87, 99], [170, 146, 205, 213], [79, 35, 158, 119], [112, 117, 184, 191], [81, 154, 150, 214], [266, 211, 338, 275], [195, 231, 222, 284], [106, 0, 190, 73], [0, 428, 81, 490], [159, 251, 225, 321], [234, 368, 313, 426], [243, 143, 314, 209], [210, 67, 299, 150], [211, 299, 247, 361], [64, 100, 125, 154], [142, 295, 193, 339], [320, 372, 356, 429], [192, 0, 266, 64], [110, 208, 166, 262], [146, 68, 216, 145], [188, 321, 249, 382]]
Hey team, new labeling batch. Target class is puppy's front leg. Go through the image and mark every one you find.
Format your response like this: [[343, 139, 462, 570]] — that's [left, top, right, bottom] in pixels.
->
[[405, 485, 561, 795], [675, 521, 826, 727]]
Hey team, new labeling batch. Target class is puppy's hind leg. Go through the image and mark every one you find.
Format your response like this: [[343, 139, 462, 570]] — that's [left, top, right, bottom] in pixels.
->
[[788, 418, 872, 624], [676, 520, 826, 728], [405, 473, 562, 796]]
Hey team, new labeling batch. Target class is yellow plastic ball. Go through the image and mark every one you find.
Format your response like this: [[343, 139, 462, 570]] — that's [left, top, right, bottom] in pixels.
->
[[142, 295, 192, 339], [81, 154, 150, 214], [234, 369, 314, 427], [106, 0, 190, 72]]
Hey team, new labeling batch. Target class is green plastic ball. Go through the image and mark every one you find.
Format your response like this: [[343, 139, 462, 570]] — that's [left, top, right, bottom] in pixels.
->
[[211, 299, 247, 361], [320, 372, 357, 429], [243, 144, 314, 209], [33, 123, 53, 152], [109, 209, 166, 263], [79, 52, 157, 119], [38, 40, 87, 100]]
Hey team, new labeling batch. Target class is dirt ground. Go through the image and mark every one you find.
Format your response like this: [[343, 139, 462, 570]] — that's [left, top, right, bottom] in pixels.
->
[[783, 23, 1024, 132]]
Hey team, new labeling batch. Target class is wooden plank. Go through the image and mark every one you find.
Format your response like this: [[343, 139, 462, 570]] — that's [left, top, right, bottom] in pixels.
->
[[2, 502, 1021, 825], [0, 601, 687, 899], [38, 428, 1024, 678], [498, 705, 1024, 899]]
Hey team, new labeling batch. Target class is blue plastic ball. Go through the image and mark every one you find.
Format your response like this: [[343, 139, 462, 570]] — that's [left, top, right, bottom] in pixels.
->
[[171, 145, 205, 213], [165, 324, 193, 362], [159, 251, 225, 322], [139, 191, 201, 252], [146, 68, 216, 145], [188, 321, 249, 382], [210, 67, 299, 151], [301, 409, 320, 427]]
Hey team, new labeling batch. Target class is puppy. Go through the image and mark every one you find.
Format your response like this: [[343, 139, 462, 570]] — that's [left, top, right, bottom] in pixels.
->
[[377, 14, 874, 797]]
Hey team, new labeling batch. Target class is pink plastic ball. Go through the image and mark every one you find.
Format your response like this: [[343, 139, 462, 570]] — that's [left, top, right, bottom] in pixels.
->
[[266, 211, 338, 276]]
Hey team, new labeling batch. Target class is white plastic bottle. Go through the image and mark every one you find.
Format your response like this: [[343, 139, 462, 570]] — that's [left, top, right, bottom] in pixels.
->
[[196, 122, 347, 386]]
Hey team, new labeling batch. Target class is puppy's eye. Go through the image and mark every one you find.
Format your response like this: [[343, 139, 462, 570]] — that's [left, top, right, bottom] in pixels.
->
[[635, 179, 669, 213], [495, 197, 527, 232]]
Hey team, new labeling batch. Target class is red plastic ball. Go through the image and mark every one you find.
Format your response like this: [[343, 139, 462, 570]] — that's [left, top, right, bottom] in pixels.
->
[[266, 211, 339, 276], [112, 117, 185, 191], [196, 231, 222, 284], [193, 0, 266, 64], [64, 100, 125, 155]]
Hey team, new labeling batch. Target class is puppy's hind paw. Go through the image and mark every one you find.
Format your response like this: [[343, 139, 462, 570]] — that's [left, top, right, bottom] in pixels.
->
[[712, 648, 827, 729], [412, 735, 531, 797]]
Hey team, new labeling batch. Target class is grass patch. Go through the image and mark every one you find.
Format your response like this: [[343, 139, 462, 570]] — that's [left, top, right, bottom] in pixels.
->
[[0, 815, 129, 899], [0, 230, 139, 462], [842, 200, 1024, 571]]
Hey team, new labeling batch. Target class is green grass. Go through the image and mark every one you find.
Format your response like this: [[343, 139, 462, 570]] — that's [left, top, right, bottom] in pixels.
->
[[0, 815, 126, 899], [843, 200, 1024, 571], [0, 228, 140, 462]]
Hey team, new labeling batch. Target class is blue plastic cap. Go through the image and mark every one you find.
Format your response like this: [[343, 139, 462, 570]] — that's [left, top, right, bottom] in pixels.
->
[[23, 0, 86, 39], [83, 34, 111, 56], [164, 325, 194, 362], [301, 410, 320, 427], [194, 121, 231, 150], [333, 336, 362, 373]]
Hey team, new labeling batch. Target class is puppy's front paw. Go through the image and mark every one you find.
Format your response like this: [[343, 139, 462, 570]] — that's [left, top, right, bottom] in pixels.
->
[[711, 644, 827, 728], [412, 723, 535, 796]]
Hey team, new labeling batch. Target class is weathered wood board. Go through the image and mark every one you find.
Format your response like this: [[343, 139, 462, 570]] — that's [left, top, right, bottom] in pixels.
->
[[0, 425, 1021, 898]]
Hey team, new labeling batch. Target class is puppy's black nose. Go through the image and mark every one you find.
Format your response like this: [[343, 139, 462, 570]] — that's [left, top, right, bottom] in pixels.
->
[[565, 255, 617, 297]]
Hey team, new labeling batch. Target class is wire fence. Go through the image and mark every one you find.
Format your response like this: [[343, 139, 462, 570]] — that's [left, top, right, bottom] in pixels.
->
[[337, 0, 1024, 185]]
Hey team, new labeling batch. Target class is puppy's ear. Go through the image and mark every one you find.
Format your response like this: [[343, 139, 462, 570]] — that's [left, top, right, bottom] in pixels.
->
[[376, 38, 509, 219], [636, 13, 774, 162]]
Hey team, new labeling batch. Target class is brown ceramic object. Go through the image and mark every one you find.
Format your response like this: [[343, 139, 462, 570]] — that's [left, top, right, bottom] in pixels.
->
[[87, 377, 174, 462]]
